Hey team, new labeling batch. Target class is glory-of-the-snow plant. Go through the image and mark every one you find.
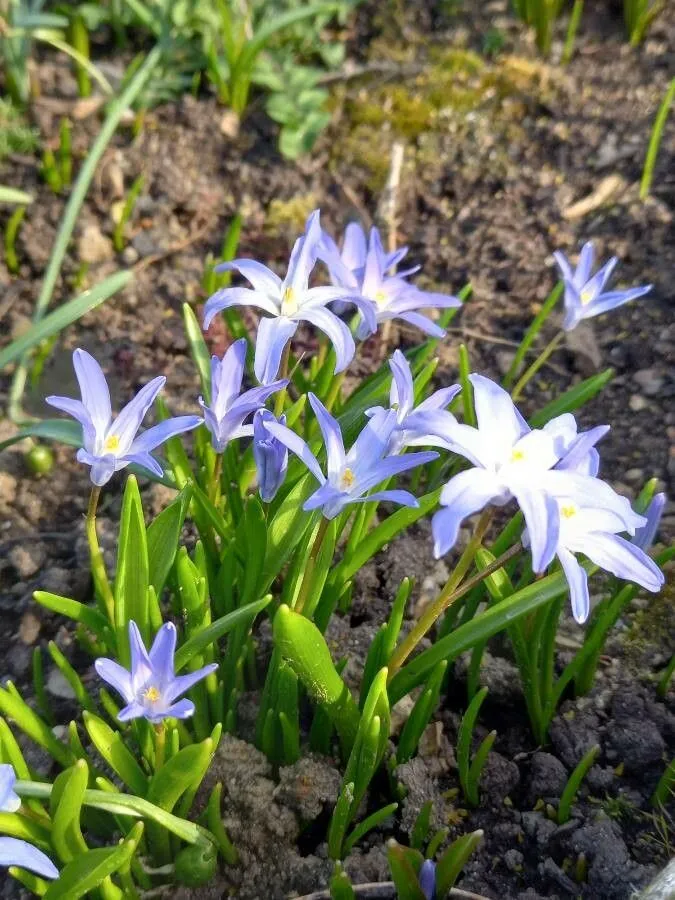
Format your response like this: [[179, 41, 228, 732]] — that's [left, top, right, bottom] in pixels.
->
[[23, 208, 667, 899]]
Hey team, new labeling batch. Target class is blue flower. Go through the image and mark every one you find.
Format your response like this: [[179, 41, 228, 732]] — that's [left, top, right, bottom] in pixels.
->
[[632, 492, 666, 551], [203, 211, 376, 385], [95, 621, 217, 724], [0, 766, 58, 879], [538, 497, 664, 623], [366, 350, 460, 454], [428, 376, 635, 577], [418, 859, 436, 900], [47, 349, 202, 486], [199, 339, 287, 453], [253, 409, 288, 503], [553, 242, 652, 331], [321, 226, 461, 340], [264, 393, 437, 520]]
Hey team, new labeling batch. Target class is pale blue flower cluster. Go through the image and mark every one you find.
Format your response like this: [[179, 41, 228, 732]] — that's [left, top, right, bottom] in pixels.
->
[[415, 375, 664, 623]]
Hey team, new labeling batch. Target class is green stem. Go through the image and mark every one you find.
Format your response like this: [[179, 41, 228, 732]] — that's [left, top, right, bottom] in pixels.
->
[[274, 343, 291, 418], [511, 332, 564, 402], [562, 0, 583, 64], [388, 511, 496, 678], [86, 487, 115, 624], [323, 372, 344, 413], [154, 723, 166, 771], [295, 516, 331, 616], [640, 76, 675, 200], [210, 454, 223, 507]]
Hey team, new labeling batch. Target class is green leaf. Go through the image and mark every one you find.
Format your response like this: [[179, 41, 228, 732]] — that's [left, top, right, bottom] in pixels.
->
[[51, 761, 89, 862], [0, 186, 33, 205], [389, 569, 571, 703], [114, 475, 150, 653], [174, 596, 271, 671], [262, 475, 316, 591], [0, 271, 132, 371], [239, 497, 267, 606], [529, 368, 614, 427], [436, 829, 484, 895], [273, 605, 359, 754], [83, 713, 149, 796], [182, 303, 212, 402], [33, 591, 111, 645], [386, 841, 425, 900], [43, 823, 143, 900], [0, 683, 75, 767], [147, 486, 191, 596], [0, 420, 82, 453]]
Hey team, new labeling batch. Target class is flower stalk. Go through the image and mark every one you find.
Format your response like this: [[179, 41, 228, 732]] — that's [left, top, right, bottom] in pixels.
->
[[86, 486, 115, 623], [511, 333, 564, 401]]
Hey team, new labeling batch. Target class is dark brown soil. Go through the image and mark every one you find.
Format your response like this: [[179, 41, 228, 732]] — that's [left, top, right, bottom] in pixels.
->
[[0, 0, 673, 898]]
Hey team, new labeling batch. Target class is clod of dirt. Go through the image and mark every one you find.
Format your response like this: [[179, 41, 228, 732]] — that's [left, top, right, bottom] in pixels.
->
[[526, 752, 569, 805], [479, 750, 520, 805], [549, 704, 602, 768], [394, 756, 454, 835], [569, 821, 652, 899], [276, 755, 342, 822]]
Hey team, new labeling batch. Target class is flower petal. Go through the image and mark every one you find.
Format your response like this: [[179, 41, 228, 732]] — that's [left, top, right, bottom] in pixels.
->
[[397, 311, 446, 338], [282, 209, 322, 296], [72, 349, 112, 438], [362, 488, 419, 507], [557, 547, 590, 624], [469, 374, 529, 454], [214, 259, 282, 295], [163, 698, 196, 720], [553, 250, 574, 283], [264, 420, 325, 484], [109, 377, 166, 454], [254, 316, 298, 385], [513, 487, 559, 573], [355, 450, 438, 495], [307, 393, 345, 481], [203, 287, 281, 329], [632, 492, 666, 551], [584, 285, 652, 319], [130, 416, 202, 454], [416, 384, 461, 413], [0, 765, 20, 814], [433, 468, 502, 557], [213, 339, 247, 417], [581, 533, 664, 592], [128, 621, 153, 691], [0, 837, 59, 879], [148, 623, 177, 686], [165, 663, 218, 703], [389, 350, 415, 417], [44, 396, 96, 451], [575, 241, 596, 285], [297, 306, 356, 374], [94, 658, 134, 703], [76, 449, 118, 486], [345, 409, 396, 480], [342, 222, 368, 271], [117, 701, 146, 723]]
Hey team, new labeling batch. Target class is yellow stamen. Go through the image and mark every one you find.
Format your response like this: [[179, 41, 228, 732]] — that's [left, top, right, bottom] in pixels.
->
[[374, 289, 388, 308], [561, 504, 577, 519], [340, 468, 355, 490], [144, 686, 161, 703], [510, 449, 525, 462], [580, 289, 593, 306], [281, 286, 298, 316], [104, 435, 120, 452]]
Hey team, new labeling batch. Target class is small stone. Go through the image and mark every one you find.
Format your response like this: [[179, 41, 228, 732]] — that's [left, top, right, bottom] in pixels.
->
[[496, 350, 516, 376], [6, 643, 32, 680], [527, 752, 568, 804], [606, 719, 665, 772], [131, 230, 161, 257], [19, 611, 41, 645], [78, 223, 114, 264], [39, 567, 72, 597], [122, 246, 139, 265], [629, 394, 649, 412], [46, 667, 76, 700], [219, 110, 240, 138], [8, 543, 46, 578], [504, 848, 524, 872], [0, 471, 18, 504], [633, 368, 664, 397], [624, 467, 644, 484]]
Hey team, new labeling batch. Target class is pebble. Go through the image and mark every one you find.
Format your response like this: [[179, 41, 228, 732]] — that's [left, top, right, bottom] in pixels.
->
[[629, 394, 649, 412], [633, 368, 664, 396], [19, 611, 41, 645], [77, 223, 114, 264], [46, 667, 76, 701], [8, 543, 46, 579], [121, 245, 139, 265]]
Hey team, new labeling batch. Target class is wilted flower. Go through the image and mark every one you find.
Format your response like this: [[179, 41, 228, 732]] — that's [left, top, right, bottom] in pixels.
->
[[253, 409, 288, 502], [321, 226, 461, 340], [95, 621, 217, 724], [47, 349, 201, 487], [366, 350, 460, 454], [264, 393, 437, 520], [0, 766, 58, 879], [199, 339, 287, 453], [553, 242, 652, 331], [538, 497, 664, 623], [203, 211, 376, 385], [632, 492, 666, 551], [418, 859, 436, 900]]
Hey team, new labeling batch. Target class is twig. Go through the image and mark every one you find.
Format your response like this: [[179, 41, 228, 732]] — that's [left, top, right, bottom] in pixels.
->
[[318, 61, 425, 86], [378, 141, 405, 358]]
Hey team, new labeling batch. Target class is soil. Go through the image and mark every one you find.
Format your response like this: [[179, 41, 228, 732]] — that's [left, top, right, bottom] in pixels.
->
[[0, 0, 673, 898]]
